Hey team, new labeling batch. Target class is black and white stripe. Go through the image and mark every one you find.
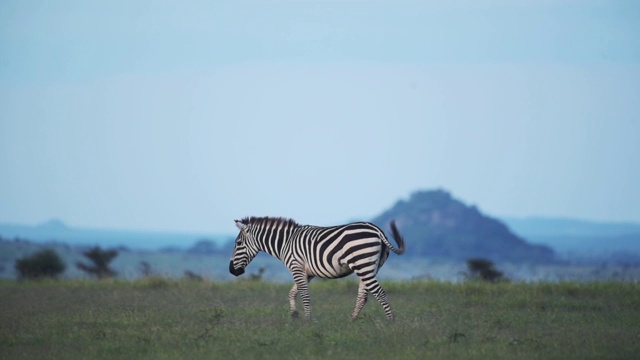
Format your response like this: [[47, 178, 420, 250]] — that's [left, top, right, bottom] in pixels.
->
[[229, 216, 406, 320]]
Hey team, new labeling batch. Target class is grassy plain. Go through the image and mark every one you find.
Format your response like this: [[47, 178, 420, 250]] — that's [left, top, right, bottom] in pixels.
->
[[1, 279, 639, 360]]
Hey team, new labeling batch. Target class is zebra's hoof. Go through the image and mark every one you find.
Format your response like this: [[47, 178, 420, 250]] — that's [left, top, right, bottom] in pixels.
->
[[291, 310, 299, 318]]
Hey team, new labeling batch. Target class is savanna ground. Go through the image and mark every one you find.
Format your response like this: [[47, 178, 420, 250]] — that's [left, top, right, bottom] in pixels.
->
[[1, 279, 639, 360]]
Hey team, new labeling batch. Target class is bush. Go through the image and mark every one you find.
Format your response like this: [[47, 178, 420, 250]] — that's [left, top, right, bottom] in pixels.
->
[[184, 270, 203, 281], [465, 258, 506, 282], [15, 249, 66, 280]]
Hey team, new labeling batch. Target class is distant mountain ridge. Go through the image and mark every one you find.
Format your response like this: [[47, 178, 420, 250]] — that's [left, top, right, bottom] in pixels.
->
[[0, 220, 229, 251], [501, 216, 640, 237], [501, 216, 640, 255], [372, 189, 555, 263]]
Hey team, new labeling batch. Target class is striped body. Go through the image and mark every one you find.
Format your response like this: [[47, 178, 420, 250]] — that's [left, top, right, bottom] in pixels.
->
[[229, 216, 405, 320]]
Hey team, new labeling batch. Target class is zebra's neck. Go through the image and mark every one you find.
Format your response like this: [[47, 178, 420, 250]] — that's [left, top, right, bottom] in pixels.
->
[[244, 216, 300, 260]]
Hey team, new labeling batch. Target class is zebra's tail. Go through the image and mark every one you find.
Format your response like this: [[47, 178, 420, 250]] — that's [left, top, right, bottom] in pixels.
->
[[385, 220, 406, 255]]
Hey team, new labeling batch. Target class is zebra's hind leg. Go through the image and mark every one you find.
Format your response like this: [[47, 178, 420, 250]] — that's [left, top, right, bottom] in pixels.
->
[[370, 283, 394, 321], [350, 281, 369, 320], [368, 279, 394, 321], [353, 270, 395, 320]]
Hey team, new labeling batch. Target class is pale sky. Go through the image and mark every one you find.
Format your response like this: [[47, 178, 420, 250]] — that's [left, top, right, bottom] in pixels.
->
[[1, 1, 639, 233]]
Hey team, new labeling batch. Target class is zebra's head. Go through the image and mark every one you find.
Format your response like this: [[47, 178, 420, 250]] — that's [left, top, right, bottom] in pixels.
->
[[229, 219, 260, 277]]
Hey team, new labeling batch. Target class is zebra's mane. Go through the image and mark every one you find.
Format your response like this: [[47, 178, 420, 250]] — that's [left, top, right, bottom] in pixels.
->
[[240, 216, 300, 228]]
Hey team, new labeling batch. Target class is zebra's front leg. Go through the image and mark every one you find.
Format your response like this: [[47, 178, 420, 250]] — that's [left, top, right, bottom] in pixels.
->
[[288, 283, 299, 318], [351, 281, 368, 320], [289, 273, 313, 320]]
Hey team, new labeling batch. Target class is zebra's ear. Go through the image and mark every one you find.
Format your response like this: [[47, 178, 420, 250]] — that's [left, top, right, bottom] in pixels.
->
[[235, 220, 247, 231]]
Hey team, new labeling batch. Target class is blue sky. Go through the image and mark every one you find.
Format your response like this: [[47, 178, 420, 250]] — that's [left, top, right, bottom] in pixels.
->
[[1, 1, 639, 233]]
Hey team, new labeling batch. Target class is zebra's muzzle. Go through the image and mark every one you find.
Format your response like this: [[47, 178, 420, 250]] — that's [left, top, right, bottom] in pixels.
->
[[229, 261, 245, 276]]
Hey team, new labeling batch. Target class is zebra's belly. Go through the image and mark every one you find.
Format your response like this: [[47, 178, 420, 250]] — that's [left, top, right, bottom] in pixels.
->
[[305, 260, 353, 279]]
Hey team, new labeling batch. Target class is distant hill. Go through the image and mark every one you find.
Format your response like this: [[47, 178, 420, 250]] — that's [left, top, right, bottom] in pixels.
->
[[372, 189, 555, 263], [0, 219, 230, 251], [501, 217, 640, 256]]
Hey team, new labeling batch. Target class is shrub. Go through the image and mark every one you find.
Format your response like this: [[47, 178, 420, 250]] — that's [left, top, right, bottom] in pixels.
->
[[465, 258, 505, 282], [184, 270, 203, 281], [15, 249, 66, 280], [247, 267, 266, 281]]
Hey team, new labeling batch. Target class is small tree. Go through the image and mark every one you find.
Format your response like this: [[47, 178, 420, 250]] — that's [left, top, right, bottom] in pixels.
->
[[139, 261, 153, 277], [15, 249, 66, 280], [466, 258, 505, 282], [76, 246, 118, 279]]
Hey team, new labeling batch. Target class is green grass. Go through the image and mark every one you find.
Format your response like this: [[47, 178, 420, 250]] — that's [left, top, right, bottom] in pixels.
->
[[1, 279, 639, 359]]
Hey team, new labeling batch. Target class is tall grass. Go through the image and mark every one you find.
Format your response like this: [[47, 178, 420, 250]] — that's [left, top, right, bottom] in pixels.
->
[[1, 279, 638, 359]]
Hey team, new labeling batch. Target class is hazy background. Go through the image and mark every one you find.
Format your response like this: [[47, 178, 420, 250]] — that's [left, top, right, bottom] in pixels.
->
[[2, 1, 639, 234]]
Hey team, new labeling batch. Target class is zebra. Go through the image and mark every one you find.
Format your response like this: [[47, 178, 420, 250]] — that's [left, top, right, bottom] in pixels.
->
[[229, 216, 406, 320]]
